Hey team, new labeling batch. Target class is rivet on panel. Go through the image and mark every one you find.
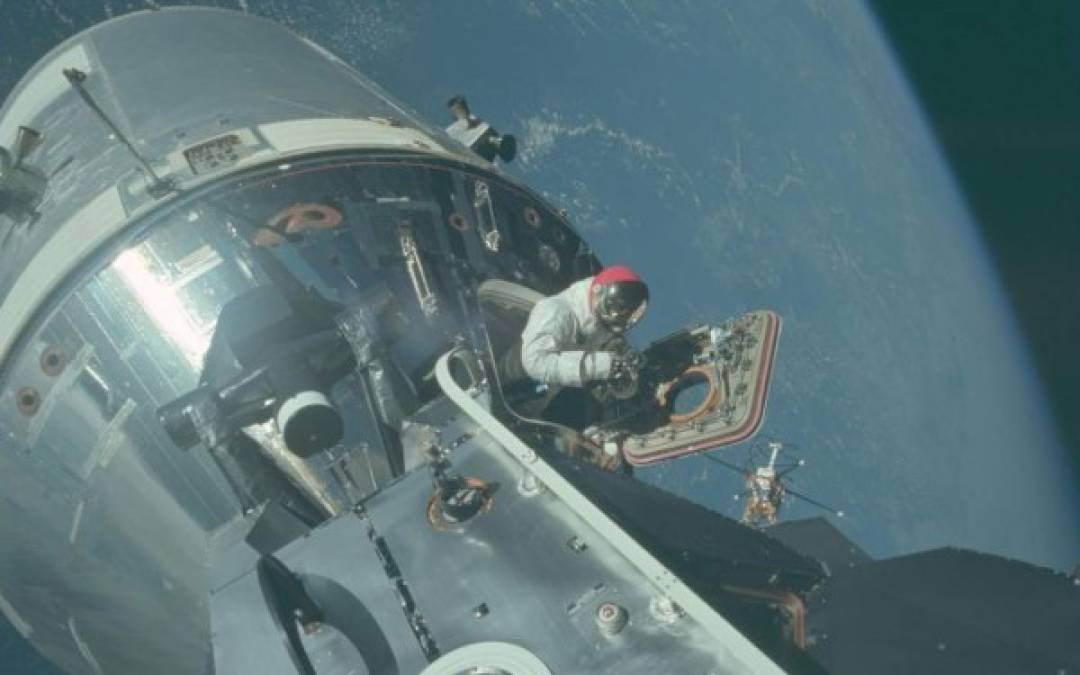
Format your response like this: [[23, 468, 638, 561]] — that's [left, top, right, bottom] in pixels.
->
[[650, 595, 684, 623], [518, 472, 544, 497], [566, 536, 588, 553], [595, 602, 628, 636]]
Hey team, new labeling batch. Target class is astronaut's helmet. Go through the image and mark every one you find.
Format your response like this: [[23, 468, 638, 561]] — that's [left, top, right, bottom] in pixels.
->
[[589, 266, 649, 333]]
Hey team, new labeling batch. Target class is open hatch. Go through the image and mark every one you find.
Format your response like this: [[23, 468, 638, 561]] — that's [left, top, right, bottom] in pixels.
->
[[477, 279, 781, 466], [621, 310, 781, 464]]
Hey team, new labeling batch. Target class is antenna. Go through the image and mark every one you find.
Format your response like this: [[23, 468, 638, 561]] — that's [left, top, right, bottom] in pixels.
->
[[702, 453, 743, 475], [62, 68, 175, 197], [784, 486, 845, 519], [765, 441, 782, 471]]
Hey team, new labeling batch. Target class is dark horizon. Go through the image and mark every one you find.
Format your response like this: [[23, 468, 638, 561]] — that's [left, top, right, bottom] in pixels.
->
[[869, 1, 1080, 476]]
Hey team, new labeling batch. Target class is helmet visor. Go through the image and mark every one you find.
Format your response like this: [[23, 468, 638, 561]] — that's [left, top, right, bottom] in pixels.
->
[[595, 280, 648, 332]]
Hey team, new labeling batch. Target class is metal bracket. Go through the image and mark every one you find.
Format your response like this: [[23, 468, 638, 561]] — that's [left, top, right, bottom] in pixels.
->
[[63, 68, 176, 198], [399, 223, 440, 318], [0, 128, 47, 221], [473, 181, 501, 252]]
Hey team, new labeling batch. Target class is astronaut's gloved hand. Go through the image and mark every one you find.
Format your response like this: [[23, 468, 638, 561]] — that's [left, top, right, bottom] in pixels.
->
[[582, 350, 640, 399], [581, 351, 615, 382], [607, 351, 642, 400], [613, 346, 643, 375]]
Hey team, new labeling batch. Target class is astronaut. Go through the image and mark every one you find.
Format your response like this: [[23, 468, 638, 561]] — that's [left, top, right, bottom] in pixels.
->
[[515, 265, 649, 392]]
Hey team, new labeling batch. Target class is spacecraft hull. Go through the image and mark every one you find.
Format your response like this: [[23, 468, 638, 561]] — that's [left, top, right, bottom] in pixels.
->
[[0, 9, 795, 674], [0, 9, 484, 674]]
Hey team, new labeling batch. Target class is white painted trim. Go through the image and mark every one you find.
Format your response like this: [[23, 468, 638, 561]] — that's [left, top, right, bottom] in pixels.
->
[[276, 390, 332, 433], [0, 590, 32, 638], [0, 44, 90, 148], [0, 187, 126, 368], [69, 499, 86, 545], [68, 616, 103, 675], [81, 397, 137, 478], [259, 117, 448, 155], [434, 351, 784, 675]]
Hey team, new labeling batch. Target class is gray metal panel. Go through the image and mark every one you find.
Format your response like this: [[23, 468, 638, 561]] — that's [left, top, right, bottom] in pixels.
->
[[208, 513, 264, 594], [206, 383, 773, 674], [208, 569, 301, 675], [0, 436, 213, 675], [280, 517, 433, 675], [208, 425, 744, 674], [0, 304, 220, 674], [433, 353, 786, 673], [364, 428, 734, 674], [210, 515, 430, 675]]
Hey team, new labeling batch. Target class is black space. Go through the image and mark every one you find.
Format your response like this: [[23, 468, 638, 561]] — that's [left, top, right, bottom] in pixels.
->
[[869, 1, 1080, 473]]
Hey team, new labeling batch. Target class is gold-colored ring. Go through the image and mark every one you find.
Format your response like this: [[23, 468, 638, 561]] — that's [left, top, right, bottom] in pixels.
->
[[425, 477, 493, 531], [256, 202, 344, 247], [657, 364, 723, 424]]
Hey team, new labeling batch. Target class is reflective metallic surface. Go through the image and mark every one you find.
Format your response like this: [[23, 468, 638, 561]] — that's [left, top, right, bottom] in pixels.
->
[[0, 7, 474, 307], [209, 391, 765, 674], [0, 148, 593, 673], [0, 8, 602, 672], [364, 416, 730, 673]]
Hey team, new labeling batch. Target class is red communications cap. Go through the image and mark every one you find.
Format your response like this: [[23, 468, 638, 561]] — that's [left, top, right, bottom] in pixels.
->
[[593, 265, 642, 285], [589, 265, 643, 304]]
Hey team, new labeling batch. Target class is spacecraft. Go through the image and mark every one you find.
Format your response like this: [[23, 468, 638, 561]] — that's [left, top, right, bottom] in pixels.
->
[[701, 441, 844, 528], [0, 8, 1076, 675]]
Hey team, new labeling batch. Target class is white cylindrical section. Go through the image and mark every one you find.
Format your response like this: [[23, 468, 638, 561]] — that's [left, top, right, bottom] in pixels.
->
[[420, 642, 553, 675], [276, 390, 334, 435]]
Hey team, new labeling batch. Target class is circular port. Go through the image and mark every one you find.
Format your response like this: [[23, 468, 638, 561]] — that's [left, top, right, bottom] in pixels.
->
[[16, 387, 41, 416], [657, 365, 724, 424], [427, 477, 493, 531], [523, 205, 542, 228], [40, 346, 66, 376], [448, 212, 470, 232]]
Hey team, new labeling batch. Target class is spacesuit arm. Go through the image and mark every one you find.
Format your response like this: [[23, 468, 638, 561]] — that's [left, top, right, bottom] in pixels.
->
[[520, 303, 613, 387]]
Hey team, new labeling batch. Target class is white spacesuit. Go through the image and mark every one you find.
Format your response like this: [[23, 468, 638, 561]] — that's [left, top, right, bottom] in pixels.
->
[[520, 266, 649, 388]]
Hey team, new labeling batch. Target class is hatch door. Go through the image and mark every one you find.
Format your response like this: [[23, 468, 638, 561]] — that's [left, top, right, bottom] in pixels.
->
[[621, 310, 780, 465]]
